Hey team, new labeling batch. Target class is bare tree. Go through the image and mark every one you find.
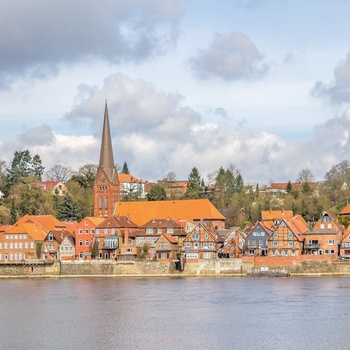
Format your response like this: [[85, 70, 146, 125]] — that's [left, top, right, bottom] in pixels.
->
[[45, 165, 73, 182]]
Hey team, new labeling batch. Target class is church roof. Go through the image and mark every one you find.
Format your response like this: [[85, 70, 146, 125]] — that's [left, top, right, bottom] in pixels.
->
[[114, 199, 226, 226]]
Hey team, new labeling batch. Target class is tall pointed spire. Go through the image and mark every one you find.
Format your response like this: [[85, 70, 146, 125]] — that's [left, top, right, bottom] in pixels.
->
[[98, 100, 116, 182], [94, 100, 120, 217]]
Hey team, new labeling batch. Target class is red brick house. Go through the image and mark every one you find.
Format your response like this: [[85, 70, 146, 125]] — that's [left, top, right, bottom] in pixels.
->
[[155, 233, 178, 262]]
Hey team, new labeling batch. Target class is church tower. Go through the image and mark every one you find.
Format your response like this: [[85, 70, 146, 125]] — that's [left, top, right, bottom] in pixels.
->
[[94, 101, 120, 217]]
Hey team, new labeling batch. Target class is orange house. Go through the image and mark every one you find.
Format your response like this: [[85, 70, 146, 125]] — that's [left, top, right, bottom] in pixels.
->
[[155, 233, 178, 262], [267, 215, 308, 258], [304, 211, 344, 259], [182, 222, 223, 262], [75, 217, 104, 260]]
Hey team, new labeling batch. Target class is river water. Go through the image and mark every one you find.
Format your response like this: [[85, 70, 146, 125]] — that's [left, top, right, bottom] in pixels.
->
[[0, 277, 349, 350]]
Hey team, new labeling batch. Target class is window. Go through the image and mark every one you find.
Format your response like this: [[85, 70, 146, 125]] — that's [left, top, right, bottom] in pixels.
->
[[330, 249, 335, 254], [194, 242, 199, 249], [204, 234, 209, 239], [191, 234, 199, 240], [278, 250, 282, 256], [85, 230, 89, 234], [288, 241, 293, 247], [139, 237, 144, 244], [79, 240, 83, 247], [104, 228, 108, 235], [328, 240, 335, 246], [91, 229, 95, 234], [204, 252, 210, 259], [146, 237, 151, 243], [203, 242, 208, 247], [320, 224, 325, 229], [104, 196, 108, 209], [288, 233, 293, 239], [23, 235, 26, 239], [157, 228, 162, 234], [98, 196, 102, 209], [15, 235, 18, 239], [209, 242, 214, 248], [161, 253, 167, 259], [79, 252, 83, 259], [186, 242, 191, 248], [186, 252, 198, 259], [10, 243, 13, 249], [167, 228, 174, 234], [291, 250, 296, 256], [273, 241, 278, 246], [273, 233, 278, 238], [272, 250, 276, 256], [146, 228, 154, 234], [24, 243, 28, 249], [85, 240, 89, 246], [14, 243, 18, 249], [284, 250, 288, 256], [328, 224, 332, 229], [0, 243, 2, 249], [30, 243, 34, 249], [95, 229, 100, 234]]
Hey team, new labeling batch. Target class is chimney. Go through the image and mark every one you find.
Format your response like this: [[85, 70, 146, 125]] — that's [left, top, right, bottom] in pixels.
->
[[124, 229, 129, 246]]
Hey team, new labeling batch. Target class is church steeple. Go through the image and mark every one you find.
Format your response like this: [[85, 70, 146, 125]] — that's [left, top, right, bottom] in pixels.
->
[[99, 100, 116, 182], [94, 101, 120, 217]]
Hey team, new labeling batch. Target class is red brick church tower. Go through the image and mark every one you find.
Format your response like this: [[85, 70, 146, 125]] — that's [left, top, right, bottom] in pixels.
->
[[94, 101, 120, 217]]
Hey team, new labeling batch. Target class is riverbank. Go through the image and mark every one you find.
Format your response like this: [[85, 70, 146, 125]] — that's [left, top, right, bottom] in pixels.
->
[[1, 258, 350, 278]]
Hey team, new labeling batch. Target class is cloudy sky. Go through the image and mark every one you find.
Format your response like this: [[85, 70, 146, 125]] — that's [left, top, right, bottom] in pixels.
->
[[1, 0, 350, 185]]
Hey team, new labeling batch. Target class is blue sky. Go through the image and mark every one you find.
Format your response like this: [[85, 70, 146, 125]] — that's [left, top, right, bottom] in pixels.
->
[[1, 0, 350, 185]]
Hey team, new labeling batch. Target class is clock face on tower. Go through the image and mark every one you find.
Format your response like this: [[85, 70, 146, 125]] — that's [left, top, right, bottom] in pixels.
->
[[100, 177, 106, 183]]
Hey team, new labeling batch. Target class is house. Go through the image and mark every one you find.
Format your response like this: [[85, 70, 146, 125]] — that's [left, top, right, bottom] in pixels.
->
[[118, 173, 147, 199], [156, 180, 188, 199], [75, 217, 104, 260], [135, 218, 186, 259], [95, 215, 139, 260], [304, 211, 344, 258], [114, 198, 226, 229], [182, 222, 223, 262], [243, 221, 273, 257], [340, 226, 350, 259], [0, 222, 47, 262], [42, 230, 73, 261], [267, 215, 308, 258], [155, 234, 178, 262], [34, 181, 67, 195], [59, 234, 75, 260], [261, 209, 294, 230], [218, 227, 247, 258]]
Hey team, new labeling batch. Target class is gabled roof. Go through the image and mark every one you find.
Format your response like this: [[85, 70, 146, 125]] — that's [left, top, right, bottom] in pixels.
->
[[78, 217, 105, 227], [96, 215, 139, 229], [261, 209, 294, 221], [156, 233, 177, 244], [7, 222, 47, 241], [115, 199, 226, 226], [247, 221, 273, 236], [140, 218, 182, 229], [16, 215, 66, 232], [339, 203, 350, 216], [118, 173, 143, 184], [277, 215, 309, 241], [45, 230, 73, 244]]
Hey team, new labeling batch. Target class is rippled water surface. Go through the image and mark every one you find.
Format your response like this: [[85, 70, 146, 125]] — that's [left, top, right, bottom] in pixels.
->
[[1, 277, 350, 350]]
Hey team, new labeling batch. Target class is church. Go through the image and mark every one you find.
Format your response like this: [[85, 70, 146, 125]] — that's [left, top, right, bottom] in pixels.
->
[[93, 102, 226, 229]]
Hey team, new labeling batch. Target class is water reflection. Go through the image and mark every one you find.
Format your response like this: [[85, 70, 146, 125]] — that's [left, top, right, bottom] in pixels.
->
[[1, 277, 350, 349]]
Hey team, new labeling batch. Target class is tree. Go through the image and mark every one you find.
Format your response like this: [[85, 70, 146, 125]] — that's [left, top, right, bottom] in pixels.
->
[[7, 150, 44, 184], [91, 239, 99, 259], [138, 243, 150, 260], [32, 154, 45, 181], [122, 162, 130, 174], [163, 171, 177, 182], [297, 167, 315, 193], [9, 198, 18, 225], [286, 180, 292, 193], [147, 185, 166, 201], [185, 167, 203, 199], [46, 165, 73, 182], [213, 167, 235, 208], [36, 242, 42, 259], [56, 195, 83, 221], [121, 181, 142, 201], [71, 164, 97, 188]]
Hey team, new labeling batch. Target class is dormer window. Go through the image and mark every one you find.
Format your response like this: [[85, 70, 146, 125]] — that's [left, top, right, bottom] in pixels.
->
[[48, 233, 53, 241]]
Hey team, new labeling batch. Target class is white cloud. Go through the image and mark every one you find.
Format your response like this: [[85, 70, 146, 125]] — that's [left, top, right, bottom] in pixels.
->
[[188, 32, 269, 81]]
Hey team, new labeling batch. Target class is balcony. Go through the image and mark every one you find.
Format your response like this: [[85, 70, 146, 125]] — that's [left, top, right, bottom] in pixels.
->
[[304, 243, 320, 249], [102, 243, 118, 250]]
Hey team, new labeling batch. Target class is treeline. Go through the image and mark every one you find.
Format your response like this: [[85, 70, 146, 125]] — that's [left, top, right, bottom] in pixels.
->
[[1, 150, 350, 227]]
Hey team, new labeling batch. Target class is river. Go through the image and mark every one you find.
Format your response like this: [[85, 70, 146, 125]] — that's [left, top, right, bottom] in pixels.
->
[[0, 277, 349, 350]]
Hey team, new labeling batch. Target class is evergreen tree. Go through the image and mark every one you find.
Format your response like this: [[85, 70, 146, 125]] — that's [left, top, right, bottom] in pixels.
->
[[9, 198, 18, 225], [56, 195, 83, 221], [91, 239, 99, 259], [234, 172, 244, 192], [122, 162, 130, 174], [147, 185, 166, 201], [286, 180, 293, 193], [32, 154, 45, 180], [185, 167, 203, 199]]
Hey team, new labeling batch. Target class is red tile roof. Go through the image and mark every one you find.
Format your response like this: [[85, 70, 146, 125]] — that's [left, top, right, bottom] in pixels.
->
[[115, 199, 225, 226]]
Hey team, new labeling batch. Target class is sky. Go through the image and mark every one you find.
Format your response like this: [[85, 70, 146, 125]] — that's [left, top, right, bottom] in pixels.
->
[[1, 0, 350, 185]]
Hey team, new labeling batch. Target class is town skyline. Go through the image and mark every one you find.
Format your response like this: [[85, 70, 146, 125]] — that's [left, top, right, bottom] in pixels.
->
[[1, 1, 350, 184]]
